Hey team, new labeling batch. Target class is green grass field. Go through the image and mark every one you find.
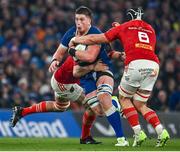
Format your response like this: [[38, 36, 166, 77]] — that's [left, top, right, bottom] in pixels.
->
[[0, 138, 179, 151]]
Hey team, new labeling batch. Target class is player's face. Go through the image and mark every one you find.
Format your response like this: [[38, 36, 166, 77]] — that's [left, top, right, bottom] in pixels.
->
[[75, 14, 91, 34]]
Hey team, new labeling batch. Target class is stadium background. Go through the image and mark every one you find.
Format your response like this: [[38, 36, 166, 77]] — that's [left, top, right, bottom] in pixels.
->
[[0, 0, 180, 142]]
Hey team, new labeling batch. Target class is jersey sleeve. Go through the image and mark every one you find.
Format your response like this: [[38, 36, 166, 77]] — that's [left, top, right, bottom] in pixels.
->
[[61, 27, 75, 48], [104, 26, 121, 42]]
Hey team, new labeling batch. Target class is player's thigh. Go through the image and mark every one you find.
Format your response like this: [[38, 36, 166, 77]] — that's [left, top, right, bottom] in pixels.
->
[[119, 68, 139, 100], [51, 76, 83, 102], [81, 78, 100, 109], [96, 75, 114, 97], [118, 64, 140, 108], [139, 69, 159, 91], [84, 90, 104, 115], [119, 60, 158, 98], [133, 60, 159, 103], [133, 89, 152, 113], [120, 62, 142, 89]]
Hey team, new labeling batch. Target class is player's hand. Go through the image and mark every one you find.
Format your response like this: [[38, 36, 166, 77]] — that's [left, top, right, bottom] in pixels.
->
[[109, 51, 126, 61], [48, 59, 60, 73], [69, 37, 76, 48], [94, 60, 108, 72]]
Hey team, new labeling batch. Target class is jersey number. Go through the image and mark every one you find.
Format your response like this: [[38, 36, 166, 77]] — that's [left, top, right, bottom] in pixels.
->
[[138, 31, 149, 43]]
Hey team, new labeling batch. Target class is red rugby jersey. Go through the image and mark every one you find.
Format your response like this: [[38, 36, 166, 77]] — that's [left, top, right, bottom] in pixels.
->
[[105, 20, 159, 65], [54, 56, 80, 84]]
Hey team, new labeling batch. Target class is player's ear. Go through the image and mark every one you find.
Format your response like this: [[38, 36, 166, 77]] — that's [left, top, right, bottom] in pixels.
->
[[88, 17, 92, 25]]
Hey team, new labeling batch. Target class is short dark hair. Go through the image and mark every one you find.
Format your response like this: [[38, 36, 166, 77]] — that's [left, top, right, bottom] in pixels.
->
[[75, 6, 93, 19]]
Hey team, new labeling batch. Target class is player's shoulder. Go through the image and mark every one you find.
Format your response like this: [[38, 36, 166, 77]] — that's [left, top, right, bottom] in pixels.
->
[[61, 26, 76, 45], [141, 20, 155, 33], [124, 20, 154, 30], [64, 26, 76, 35], [88, 26, 102, 34]]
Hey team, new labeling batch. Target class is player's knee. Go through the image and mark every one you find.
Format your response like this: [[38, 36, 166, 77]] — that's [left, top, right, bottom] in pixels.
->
[[97, 84, 113, 97], [97, 84, 113, 103], [133, 90, 151, 111], [91, 105, 104, 116], [119, 94, 133, 109], [119, 95, 126, 101], [53, 101, 70, 112], [97, 92, 111, 101], [84, 96, 99, 109]]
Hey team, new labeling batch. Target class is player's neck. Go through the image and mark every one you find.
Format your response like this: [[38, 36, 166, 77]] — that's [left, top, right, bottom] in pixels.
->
[[76, 25, 91, 36]]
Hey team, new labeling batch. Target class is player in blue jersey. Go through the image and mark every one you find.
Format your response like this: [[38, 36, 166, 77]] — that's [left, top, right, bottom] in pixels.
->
[[69, 6, 128, 146], [49, 6, 128, 146]]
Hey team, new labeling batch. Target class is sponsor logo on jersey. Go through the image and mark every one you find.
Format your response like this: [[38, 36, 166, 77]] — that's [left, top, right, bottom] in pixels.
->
[[135, 43, 153, 50]]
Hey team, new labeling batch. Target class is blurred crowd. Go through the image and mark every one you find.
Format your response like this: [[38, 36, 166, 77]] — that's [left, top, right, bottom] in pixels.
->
[[0, 0, 179, 111]]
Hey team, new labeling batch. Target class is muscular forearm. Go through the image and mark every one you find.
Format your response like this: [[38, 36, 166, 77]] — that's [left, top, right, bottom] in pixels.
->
[[73, 65, 93, 78], [75, 51, 95, 63], [52, 45, 67, 62], [74, 34, 109, 45], [52, 50, 63, 61]]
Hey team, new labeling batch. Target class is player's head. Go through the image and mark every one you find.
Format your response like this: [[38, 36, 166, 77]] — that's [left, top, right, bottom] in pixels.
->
[[75, 6, 93, 33], [126, 7, 144, 21]]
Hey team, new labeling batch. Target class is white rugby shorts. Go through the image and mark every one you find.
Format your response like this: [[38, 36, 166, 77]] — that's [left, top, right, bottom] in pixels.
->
[[51, 75, 83, 102], [119, 59, 159, 102]]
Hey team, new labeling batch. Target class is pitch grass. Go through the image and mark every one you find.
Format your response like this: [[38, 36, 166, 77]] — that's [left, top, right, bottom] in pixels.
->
[[0, 138, 179, 151]]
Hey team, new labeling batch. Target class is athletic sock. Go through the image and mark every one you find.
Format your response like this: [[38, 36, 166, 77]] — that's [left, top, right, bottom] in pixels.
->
[[143, 110, 162, 135], [22, 101, 47, 116], [123, 107, 141, 134], [81, 111, 96, 139], [105, 106, 124, 137]]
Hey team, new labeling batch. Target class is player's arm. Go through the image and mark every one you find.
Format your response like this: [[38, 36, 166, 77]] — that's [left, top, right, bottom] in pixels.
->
[[69, 33, 109, 47], [48, 44, 67, 72], [49, 27, 75, 73], [73, 60, 108, 78], [69, 44, 101, 63], [70, 22, 120, 47], [105, 42, 125, 61], [108, 51, 126, 61], [69, 26, 120, 47]]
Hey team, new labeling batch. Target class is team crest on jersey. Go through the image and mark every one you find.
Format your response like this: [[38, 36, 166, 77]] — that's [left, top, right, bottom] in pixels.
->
[[70, 86, 74, 92], [125, 76, 130, 81]]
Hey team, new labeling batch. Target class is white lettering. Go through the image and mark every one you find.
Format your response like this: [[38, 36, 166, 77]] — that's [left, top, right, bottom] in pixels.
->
[[21, 119, 32, 137], [13, 123, 26, 137], [29, 121, 43, 137], [0, 121, 8, 136], [38, 122, 55, 137], [0, 119, 68, 138], [3, 121, 13, 137], [52, 120, 68, 137]]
